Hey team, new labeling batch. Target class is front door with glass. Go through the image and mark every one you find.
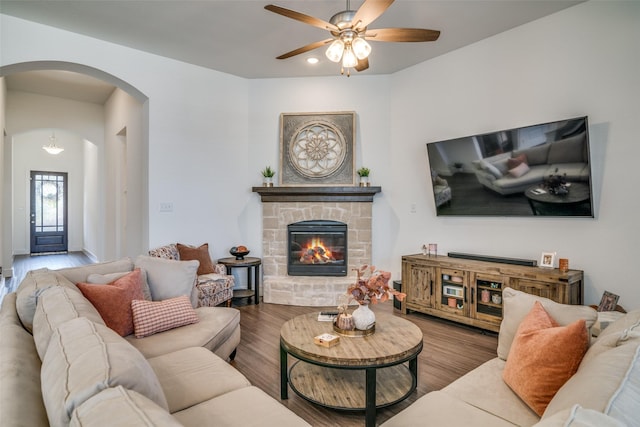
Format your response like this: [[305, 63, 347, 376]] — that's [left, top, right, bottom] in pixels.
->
[[30, 171, 68, 254]]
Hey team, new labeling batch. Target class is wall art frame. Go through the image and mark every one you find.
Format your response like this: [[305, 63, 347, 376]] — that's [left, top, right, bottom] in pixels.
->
[[279, 111, 356, 186]]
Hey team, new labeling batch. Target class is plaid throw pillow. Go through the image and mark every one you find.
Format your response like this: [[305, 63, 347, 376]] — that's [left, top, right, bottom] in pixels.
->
[[131, 296, 199, 338]]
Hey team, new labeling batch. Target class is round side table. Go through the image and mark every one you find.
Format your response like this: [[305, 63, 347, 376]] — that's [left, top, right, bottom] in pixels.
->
[[217, 257, 261, 305]]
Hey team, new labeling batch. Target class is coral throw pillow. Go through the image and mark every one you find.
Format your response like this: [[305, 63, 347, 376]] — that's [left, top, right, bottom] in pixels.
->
[[77, 269, 144, 337], [177, 243, 216, 275], [507, 153, 528, 169], [503, 301, 588, 416], [131, 296, 199, 338]]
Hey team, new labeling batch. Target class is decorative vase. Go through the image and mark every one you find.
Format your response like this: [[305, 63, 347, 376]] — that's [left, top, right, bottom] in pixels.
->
[[335, 313, 355, 331], [352, 303, 375, 330], [263, 177, 273, 187], [359, 176, 370, 187]]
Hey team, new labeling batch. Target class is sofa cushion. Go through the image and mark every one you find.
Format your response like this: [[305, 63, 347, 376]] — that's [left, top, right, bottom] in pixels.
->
[[41, 317, 168, 426], [177, 243, 216, 275], [126, 306, 240, 358], [441, 357, 540, 426], [547, 132, 586, 164], [534, 404, 626, 427], [380, 390, 517, 427], [15, 268, 79, 332], [134, 255, 199, 304], [586, 308, 640, 361], [543, 311, 640, 424], [172, 386, 311, 427], [0, 293, 49, 427], [70, 386, 183, 427], [518, 143, 551, 166], [149, 243, 180, 260], [479, 159, 503, 178], [33, 285, 105, 360], [77, 269, 145, 336], [502, 302, 588, 416], [55, 257, 134, 284], [148, 347, 251, 413], [87, 269, 152, 301], [131, 296, 199, 338], [498, 287, 597, 360]]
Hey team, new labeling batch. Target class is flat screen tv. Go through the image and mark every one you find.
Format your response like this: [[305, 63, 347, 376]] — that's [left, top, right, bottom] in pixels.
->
[[426, 116, 593, 217]]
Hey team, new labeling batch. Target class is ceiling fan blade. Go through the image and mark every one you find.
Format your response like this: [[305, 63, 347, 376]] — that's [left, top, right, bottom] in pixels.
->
[[276, 39, 333, 59], [355, 57, 369, 72], [352, 0, 395, 30], [365, 28, 440, 42], [265, 4, 339, 32]]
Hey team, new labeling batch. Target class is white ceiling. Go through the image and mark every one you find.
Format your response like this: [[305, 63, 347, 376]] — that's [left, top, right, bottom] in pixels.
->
[[1, 0, 584, 102]]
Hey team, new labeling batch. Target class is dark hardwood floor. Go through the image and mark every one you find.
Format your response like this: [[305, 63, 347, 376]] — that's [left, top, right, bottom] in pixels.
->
[[3, 253, 499, 426], [437, 173, 532, 216]]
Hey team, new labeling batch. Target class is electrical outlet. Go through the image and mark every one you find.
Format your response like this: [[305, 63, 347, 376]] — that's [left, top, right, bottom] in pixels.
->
[[159, 202, 173, 212], [410, 203, 417, 213]]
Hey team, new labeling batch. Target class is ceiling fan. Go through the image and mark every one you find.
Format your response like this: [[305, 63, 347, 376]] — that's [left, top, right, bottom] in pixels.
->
[[264, 0, 440, 76]]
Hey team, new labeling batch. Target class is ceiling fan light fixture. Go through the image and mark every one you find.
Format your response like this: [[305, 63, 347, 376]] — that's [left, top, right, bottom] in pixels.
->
[[341, 45, 358, 68], [42, 133, 64, 155], [325, 39, 344, 63], [352, 37, 371, 60]]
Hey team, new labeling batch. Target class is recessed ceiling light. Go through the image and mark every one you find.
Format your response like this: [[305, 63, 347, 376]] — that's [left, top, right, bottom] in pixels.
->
[[306, 57, 319, 65]]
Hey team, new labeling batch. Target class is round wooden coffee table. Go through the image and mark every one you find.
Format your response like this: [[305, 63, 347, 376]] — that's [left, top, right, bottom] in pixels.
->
[[280, 310, 423, 427], [525, 182, 592, 216]]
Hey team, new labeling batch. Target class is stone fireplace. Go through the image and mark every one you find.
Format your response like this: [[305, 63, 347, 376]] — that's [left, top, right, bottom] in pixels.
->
[[253, 186, 381, 306]]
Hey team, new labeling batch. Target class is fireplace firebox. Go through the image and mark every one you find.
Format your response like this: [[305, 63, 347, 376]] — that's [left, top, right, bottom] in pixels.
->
[[287, 220, 347, 276]]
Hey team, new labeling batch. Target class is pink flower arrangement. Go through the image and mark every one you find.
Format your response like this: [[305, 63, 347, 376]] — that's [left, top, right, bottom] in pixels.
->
[[346, 265, 406, 305]]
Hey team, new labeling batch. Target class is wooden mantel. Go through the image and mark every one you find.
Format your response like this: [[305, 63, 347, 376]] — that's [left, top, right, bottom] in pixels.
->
[[252, 186, 381, 203]]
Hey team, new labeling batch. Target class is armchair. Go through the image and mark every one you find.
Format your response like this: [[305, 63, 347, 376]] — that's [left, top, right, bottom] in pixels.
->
[[148, 243, 234, 307]]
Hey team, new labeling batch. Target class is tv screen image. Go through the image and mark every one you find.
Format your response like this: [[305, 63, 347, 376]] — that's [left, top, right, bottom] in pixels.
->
[[426, 116, 593, 217]]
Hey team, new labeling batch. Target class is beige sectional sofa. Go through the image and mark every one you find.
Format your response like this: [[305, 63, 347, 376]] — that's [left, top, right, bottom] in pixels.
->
[[472, 132, 590, 195], [382, 288, 639, 427], [0, 259, 309, 427]]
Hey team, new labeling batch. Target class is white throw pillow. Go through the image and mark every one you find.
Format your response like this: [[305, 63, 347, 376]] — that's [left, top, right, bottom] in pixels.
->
[[480, 160, 503, 178], [134, 255, 199, 304], [508, 161, 530, 178]]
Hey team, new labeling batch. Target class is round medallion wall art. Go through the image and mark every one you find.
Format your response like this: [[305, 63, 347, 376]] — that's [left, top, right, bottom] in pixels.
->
[[279, 112, 356, 186]]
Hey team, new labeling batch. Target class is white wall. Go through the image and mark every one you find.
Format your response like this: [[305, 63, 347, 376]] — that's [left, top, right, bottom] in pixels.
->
[[0, 77, 6, 274], [389, 0, 640, 308], [11, 129, 85, 253], [2, 1, 638, 308], [1, 14, 249, 262], [104, 88, 146, 259]]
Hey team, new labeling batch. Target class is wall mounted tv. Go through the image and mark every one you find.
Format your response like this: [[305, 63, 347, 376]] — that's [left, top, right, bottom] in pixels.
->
[[426, 116, 593, 217]]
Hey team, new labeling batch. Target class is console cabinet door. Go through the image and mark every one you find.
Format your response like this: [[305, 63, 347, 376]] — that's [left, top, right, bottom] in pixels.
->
[[472, 273, 504, 327], [403, 262, 435, 311], [438, 268, 469, 318], [509, 279, 560, 302]]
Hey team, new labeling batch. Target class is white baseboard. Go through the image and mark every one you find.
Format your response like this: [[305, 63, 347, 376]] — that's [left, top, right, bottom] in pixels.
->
[[83, 249, 99, 263]]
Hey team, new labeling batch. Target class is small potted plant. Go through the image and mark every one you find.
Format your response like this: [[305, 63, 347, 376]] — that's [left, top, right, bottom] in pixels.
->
[[357, 167, 370, 187], [261, 166, 275, 187]]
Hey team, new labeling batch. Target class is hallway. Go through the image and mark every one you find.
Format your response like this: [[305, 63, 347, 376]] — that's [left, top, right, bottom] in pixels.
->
[[0, 252, 92, 304]]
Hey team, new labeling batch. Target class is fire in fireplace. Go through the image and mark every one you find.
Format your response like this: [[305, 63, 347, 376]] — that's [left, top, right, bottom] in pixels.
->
[[287, 220, 347, 276]]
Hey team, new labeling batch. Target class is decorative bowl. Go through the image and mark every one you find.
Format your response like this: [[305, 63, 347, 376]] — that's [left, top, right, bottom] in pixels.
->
[[229, 249, 250, 260]]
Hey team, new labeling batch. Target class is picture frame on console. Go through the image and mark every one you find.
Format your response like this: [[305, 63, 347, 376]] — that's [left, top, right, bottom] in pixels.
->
[[539, 251, 556, 268], [279, 111, 356, 187]]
